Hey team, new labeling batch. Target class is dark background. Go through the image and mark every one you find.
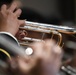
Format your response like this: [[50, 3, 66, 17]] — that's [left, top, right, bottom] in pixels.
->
[[20, 0, 74, 25]]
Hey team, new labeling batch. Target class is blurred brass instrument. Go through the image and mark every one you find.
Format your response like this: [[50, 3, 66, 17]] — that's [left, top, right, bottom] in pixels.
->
[[19, 21, 76, 46], [0, 21, 76, 61], [0, 21, 76, 74]]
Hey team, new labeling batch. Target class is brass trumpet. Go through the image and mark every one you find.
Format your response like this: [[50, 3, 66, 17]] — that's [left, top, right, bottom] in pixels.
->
[[0, 21, 76, 61], [19, 21, 76, 46]]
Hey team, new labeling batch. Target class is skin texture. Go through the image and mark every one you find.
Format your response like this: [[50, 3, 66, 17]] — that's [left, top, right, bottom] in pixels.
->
[[0, 1, 25, 36], [7, 40, 62, 75]]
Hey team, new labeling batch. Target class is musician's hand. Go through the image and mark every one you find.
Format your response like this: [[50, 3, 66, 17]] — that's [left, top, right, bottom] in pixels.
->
[[0, 2, 25, 36], [7, 40, 62, 75], [15, 30, 27, 41], [30, 40, 62, 75]]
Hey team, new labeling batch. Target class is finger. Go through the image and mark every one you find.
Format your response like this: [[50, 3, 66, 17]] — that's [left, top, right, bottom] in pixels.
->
[[30, 42, 44, 59], [19, 30, 27, 37], [44, 39, 56, 51], [16, 30, 27, 40], [51, 46, 62, 68], [19, 20, 25, 26], [1, 4, 7, 14], [14, 9, 22, 18], [43, 40, 62, 60], [53, 46, 62, 58], [8, 2, 17, 12], [54, 46, 62, 55]]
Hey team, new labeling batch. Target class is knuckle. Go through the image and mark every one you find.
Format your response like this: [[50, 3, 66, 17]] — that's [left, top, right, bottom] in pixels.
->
[[7, 9, 11, 13], [7, 9, 13, 15]]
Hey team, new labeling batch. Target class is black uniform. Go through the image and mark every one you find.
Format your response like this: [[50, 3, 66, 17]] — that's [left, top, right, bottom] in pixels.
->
[[0, 34, 18, 61]]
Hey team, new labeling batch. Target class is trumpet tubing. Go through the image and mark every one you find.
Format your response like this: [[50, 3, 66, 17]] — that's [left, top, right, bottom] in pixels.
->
[[1, 21, 76, 61], [20, 21, 76, 34], [19, 21, 76, 46]]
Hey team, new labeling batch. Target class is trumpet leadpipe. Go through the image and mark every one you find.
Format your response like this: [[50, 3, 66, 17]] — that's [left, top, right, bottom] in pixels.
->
[[20, 21, 76, 34]]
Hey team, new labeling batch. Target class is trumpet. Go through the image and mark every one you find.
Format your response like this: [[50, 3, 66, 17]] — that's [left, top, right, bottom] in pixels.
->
[[0, 21, 76, 61], [19, 21, 76, 46]]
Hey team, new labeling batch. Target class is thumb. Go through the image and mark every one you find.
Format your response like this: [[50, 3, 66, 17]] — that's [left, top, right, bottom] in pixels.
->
[[19, 20, 25, 26]]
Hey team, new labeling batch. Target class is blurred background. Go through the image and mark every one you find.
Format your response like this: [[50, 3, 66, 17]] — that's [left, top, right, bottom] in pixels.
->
[[19, 0, 74, 25]]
